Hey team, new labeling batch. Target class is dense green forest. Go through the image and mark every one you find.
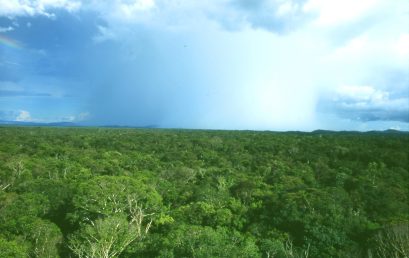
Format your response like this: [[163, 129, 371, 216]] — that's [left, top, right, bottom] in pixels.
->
[[0, 126, 408, 257]]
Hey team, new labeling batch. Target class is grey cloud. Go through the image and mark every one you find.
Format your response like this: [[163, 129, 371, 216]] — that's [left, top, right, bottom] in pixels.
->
[[318, 88, 409, 123], [319, 107, 409, 123]]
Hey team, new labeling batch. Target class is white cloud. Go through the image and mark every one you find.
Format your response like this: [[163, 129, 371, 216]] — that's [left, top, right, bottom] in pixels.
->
[[80, 0, 159, 26], [15, 110, 32, 122], [395, 34, 409, 57], [331, 35, 368, 57], [0, 26, 14, 32], [389, 125, 401, 130], [1, 109, 90, 123], [119, 0, 155, 13], [335, 86, 409, 112], [334, 85, 409, 111], [0, 0, 81, 17], [320, 85, 409, 122], [276, 1, 299, 17], [303, 0, 381, 26], [335, 85, 381, 102], [329, 31, 409, 64]]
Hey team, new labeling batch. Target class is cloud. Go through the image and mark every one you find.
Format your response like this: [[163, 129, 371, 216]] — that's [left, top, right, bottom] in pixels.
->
[[0, 110, 41, 123], [206, 0, 396, 34], [15, 110, 31, 121], [336, 85, 385, 101], [0, 109, 90, 123], [319, 85, 409, 122], [395, 34, 409, 56], [117, 0, 156, 15], [57, 0, 310, 35], [209, 0, 310, 33], [0, 0, 81, 17], [77, 0, 158, 27], [326, 31, 409, 67], [1, 0, 408, 130], [0, 26, 13, 32], [303, 0, 381, 27]]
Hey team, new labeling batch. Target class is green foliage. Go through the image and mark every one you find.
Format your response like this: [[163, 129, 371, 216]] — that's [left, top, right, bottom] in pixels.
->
[[369, 222, 409, 258], [69, 176, 162, 223], [0, 236, 29, 257], [0, 126, 408, 257], [0, 192, 62, 257], [69, 215, 148, 258], [158, 225, 260, 257]]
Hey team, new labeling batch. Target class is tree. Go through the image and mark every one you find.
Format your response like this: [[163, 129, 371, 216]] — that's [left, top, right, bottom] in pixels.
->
[[0, 237, 29, 258], [371, 223, 409, 258], [68, 176, 160, 257], [158, 225, 260, 257], [69, 213, 152, 258]]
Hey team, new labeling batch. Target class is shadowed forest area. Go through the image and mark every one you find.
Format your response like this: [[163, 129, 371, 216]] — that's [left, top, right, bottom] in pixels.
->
[[0, 126, 408, 257]]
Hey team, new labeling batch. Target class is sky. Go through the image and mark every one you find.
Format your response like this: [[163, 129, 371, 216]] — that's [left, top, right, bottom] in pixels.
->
[[0, 0, 408, 131]]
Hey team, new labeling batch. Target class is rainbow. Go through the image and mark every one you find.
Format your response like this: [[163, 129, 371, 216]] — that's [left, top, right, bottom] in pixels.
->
[[0, 34, 23, 49]]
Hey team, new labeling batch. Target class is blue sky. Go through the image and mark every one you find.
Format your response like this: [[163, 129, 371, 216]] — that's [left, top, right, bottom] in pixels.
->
[[0, 0, 408, 131]]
